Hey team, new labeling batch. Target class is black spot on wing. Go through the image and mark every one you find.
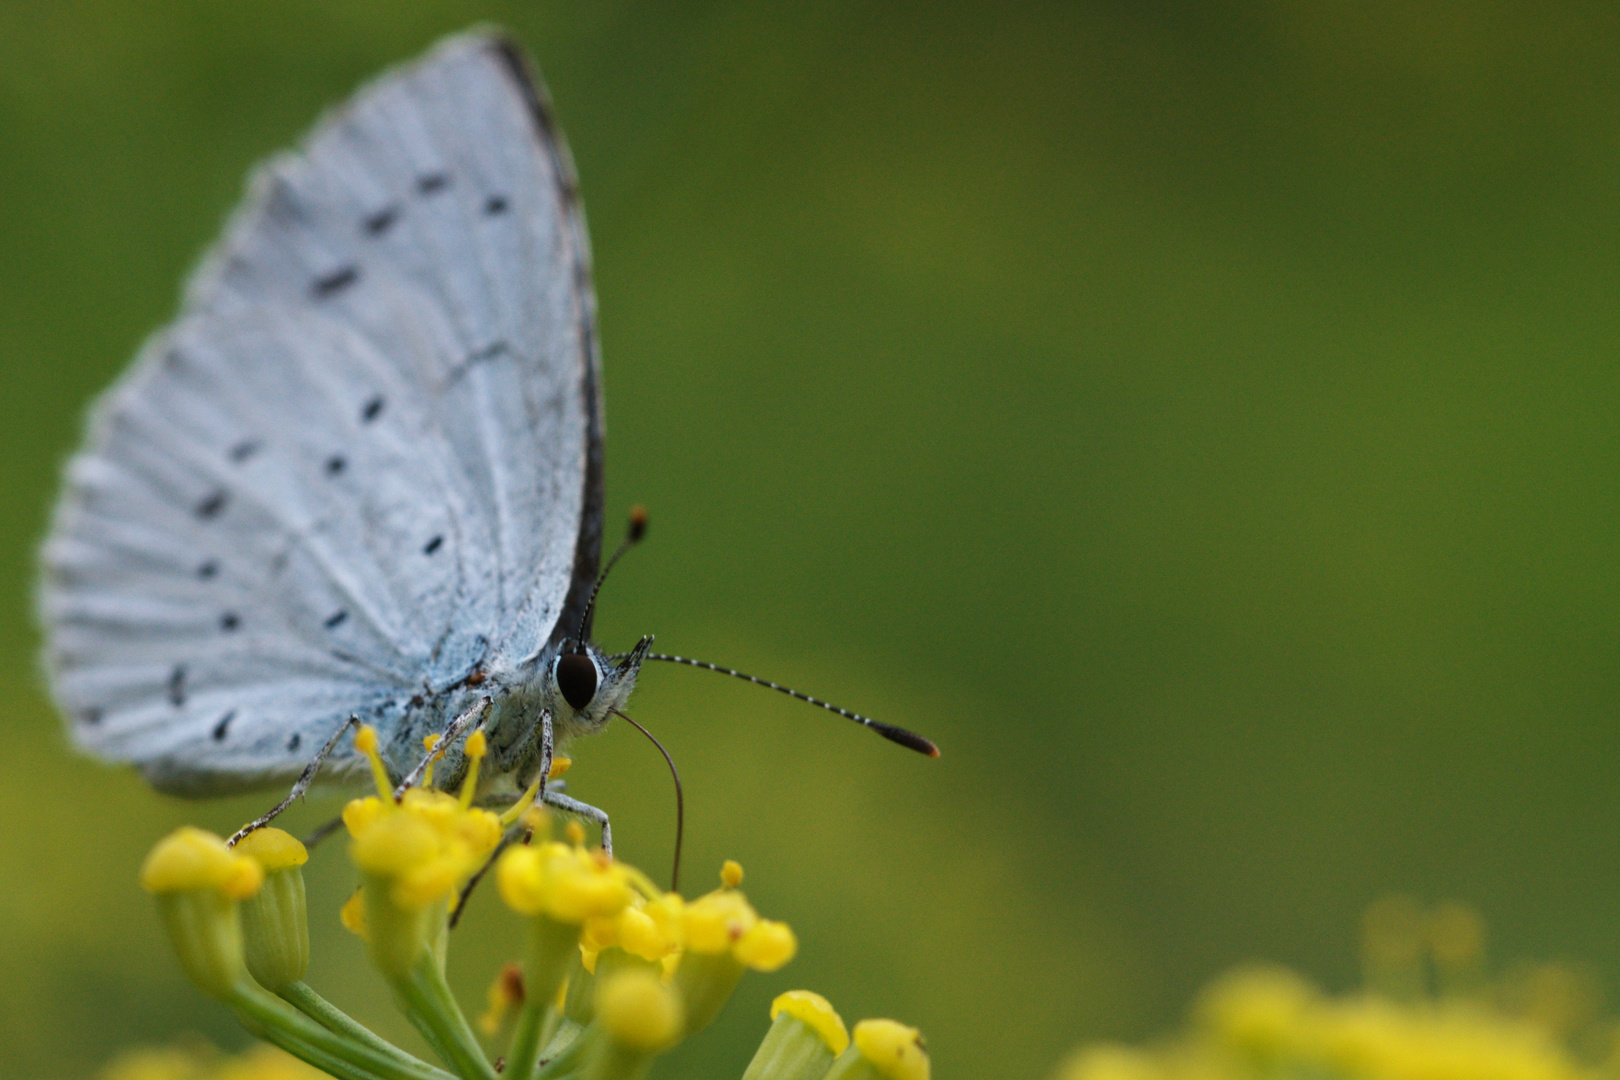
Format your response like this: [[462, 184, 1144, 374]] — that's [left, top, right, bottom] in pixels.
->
[[287, 732, 301, 752], [483, 194, 509, 215], [195, 490, 227, 520], [324, 455, 346, 476], [361, 395, 384, 423], [363, 205, 400, 235], [423, 534, 443, 555], [168, 665, 186, 707], [196, 559, 219, 580], [80, 707, 102, 726], [228, 440, 260, 464], [311, 266, 359, 299], [324, 609, 348, 630], [416, 172, 450, 194], [220, 612, 240, 632], [212, 710, 235, 741]]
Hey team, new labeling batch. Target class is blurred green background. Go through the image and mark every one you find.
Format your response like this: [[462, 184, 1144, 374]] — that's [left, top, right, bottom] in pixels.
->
[[5, 1, 1620, 1077]]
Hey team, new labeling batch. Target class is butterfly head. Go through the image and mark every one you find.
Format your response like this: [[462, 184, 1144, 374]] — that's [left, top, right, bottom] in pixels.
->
[[547, 634, 652, 733]]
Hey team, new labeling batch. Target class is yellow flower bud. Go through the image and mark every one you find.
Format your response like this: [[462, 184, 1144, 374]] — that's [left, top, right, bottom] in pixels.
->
[[234, 827, 309, 872], [548, 853, 632, 924], [772, 991, 849, 1055], [682, 891, 758, 954], [340, 890, 368, 939], [744, 991, 848, 1080], [141, 827, 263, 899], [496, 843, 631, 923], [142, 829, 261, 998], [851, 1020, 929, 1080], [596, 969, 684, 1053], [350, 812, 439, 880], [721, 860, 744, 888], [618, 905, 681, 962], [238, 829, 310, 990], [343, 796, 384, 837], [735, 920, 797, 972]]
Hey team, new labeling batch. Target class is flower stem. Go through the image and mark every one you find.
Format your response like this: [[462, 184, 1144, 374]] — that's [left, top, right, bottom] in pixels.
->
[[533, 1019, 592, 1080], [505, 1001, 550, 1080], [389, 954, 497, 1080], [279, 979, 445, 1077], [228, 981, 450, 1080]]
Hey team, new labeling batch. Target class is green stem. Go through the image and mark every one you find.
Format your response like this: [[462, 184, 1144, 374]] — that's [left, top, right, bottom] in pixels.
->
[[250, 1023, 392, 1080], [506, 1001, 550, 1080], [228, 981, 448, 1080], [279, 979, 447, 1077], [534, 1020, 593, 1080], [388, 955, 497, 1080]]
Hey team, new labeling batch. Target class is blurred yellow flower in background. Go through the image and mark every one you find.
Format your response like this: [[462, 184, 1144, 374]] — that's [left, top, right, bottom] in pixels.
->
[[1057, 897, 1616, 1080]]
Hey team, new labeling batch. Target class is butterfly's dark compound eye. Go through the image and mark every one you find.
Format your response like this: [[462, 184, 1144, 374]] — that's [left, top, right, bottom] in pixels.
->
[[556, 652, 598, 711]]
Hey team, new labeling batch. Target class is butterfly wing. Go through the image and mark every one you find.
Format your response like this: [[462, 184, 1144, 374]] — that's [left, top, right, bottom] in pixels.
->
[[38, 32, 603, 792]]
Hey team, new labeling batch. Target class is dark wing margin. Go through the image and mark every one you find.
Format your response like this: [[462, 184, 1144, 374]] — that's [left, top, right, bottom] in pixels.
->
[[487, 36, 604, 648]]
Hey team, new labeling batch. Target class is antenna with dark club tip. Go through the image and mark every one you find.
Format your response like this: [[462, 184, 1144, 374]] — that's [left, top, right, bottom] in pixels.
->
[[613, 708, 684, 892], [572, 506, 648, 650], [644, 653, 941, 757]]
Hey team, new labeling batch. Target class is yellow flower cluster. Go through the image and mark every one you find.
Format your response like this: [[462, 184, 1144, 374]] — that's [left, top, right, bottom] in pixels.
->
[[496, 838, 633, 925], [136, 721, 926, 1080], [343, 728, 503, 911], [565, 864, 798, 976], [1057, 900, 1610, 1080]]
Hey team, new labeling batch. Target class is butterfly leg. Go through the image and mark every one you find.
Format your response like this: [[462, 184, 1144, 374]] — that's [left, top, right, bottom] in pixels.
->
[[530, 708, 610, 851], [393, 696, 491, 796], [228, 715, 360, 847], [541, 790, 612, 855]]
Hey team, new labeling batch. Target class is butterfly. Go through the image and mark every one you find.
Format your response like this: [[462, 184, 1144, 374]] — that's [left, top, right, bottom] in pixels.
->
[[36, 30, 936, 857]]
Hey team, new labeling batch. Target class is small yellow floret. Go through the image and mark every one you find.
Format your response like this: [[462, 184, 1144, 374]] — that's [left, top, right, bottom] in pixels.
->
[[735, 919, 797, 971], [565, 821, 586, 846], [141, 827, 264, 899], [721, 860, 744, 888], [343, 796, 385, 836], [350, 811, 439, 877], [340, 890, 368, 939], [496, 842, 632, 923], [617, 905, 678, 961], [234, 827, 309, 872], [682, 890, 758, 954], [772, 990, 849, 1055], [596, 969, 684, 1053], [852, 1019, 929, 1080], [549, 756, 572, 780], [356, 726, 378, 754], [466, 730, 487, 758]]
